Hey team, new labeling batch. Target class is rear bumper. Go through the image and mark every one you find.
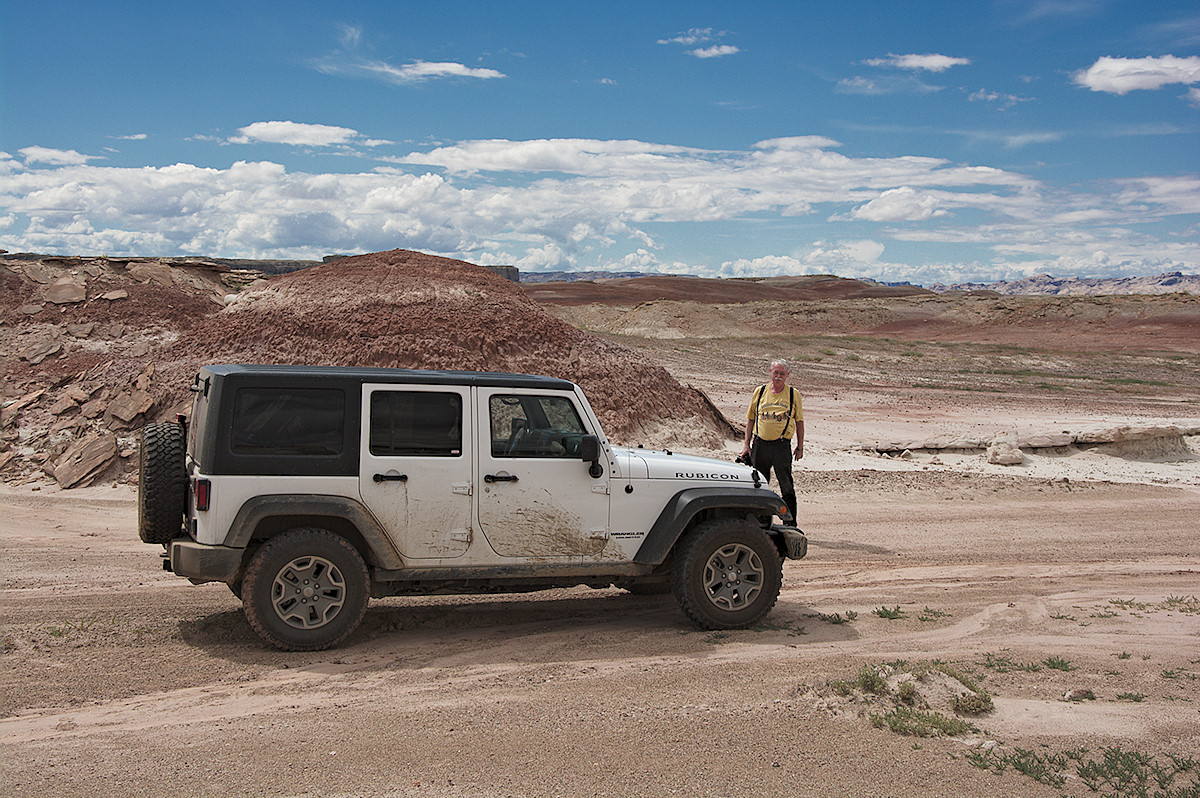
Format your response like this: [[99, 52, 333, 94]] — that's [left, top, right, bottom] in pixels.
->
[[771, 525, 808, 560], [166, 539, 243, 584]]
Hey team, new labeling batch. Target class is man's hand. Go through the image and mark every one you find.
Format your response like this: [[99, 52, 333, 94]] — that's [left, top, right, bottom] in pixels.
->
[[793, 446, 804, 461]]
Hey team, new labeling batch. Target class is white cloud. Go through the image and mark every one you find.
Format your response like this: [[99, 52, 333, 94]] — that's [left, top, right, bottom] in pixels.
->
[[1018, 1, 1099, 22], [18, 146, 95, 166], [1073, 55, 1200, 94], [864, 53, 971, 72], [836, 74, 943, 95], [837, 76, 882, 94], [1114, 175, 1200, 216], [1187, 86, 1200, 108], [720, 240, 888, 279], [229, 121, 387, 148], [967, 88, 1031, 110], [658, 28, 717, 46], [111, 133, 148, 141], [338, 23, 362, 49], [848, 187, 950, 221], [689, 45, 740, 59], [660, 27, 738, 58], [999, 131, 1063, 148], [370, 59, 505, 82], [321, 58, 505, 85], [392, 138, 713, 176], [0, 137, 1194, 283]]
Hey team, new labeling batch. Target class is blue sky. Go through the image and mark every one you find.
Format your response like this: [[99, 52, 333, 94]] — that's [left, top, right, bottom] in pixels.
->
[[2, 0, 1198, 285]]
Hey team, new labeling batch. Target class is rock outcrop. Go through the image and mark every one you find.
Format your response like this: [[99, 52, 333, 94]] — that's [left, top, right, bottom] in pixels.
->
[[867, 424, 1200, 466]]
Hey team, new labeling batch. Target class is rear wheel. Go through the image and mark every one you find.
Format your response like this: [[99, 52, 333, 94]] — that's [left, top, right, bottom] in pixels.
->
[[137, 422, 187, 545], [671, 518, 782, 629], [242, 528, 370, 651]]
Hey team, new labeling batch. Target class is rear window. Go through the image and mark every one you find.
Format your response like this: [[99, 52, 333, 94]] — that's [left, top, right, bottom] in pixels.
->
[[231, 388, 345, 456]]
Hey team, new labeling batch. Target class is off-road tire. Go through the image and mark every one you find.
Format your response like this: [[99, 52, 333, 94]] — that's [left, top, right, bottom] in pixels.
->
[[671, 518, 783, 630], [137, 422, 187, 545], [242, 528, 370, 651]]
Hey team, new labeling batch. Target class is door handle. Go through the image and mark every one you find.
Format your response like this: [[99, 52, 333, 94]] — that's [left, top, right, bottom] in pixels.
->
[[373, 473, 408, 483], [484, 473, 519, 483]]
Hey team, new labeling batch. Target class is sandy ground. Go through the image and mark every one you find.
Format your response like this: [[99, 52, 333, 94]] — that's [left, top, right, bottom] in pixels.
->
[[3, 330, 1200, 796]]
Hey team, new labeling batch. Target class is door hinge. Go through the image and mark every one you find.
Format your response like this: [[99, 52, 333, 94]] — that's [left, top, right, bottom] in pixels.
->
[[450, 529, 472, 543], [588, 527, 610, 541], [591, 483, 610, 495], [452, 482, 472, 496]]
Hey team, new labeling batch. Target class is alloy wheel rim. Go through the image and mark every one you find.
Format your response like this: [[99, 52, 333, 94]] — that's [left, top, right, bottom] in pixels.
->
[[702, 542, 764, 610], [270, 555, 346, 629]]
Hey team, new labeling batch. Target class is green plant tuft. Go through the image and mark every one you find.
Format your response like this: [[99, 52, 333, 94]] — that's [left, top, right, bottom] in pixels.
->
[[870, 706, 974, 738], [953, 691, 994, 715], [854, 665, 889, 695]]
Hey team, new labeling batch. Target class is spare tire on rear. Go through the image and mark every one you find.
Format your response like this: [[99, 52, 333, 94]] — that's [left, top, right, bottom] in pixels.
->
[[138, 421, 187, 545]]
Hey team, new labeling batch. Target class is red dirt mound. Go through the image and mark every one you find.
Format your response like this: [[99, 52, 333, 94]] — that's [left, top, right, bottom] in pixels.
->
[[163, 250, 736, 442]]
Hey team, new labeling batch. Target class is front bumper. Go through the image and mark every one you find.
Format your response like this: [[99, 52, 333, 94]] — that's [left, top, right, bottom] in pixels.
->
[[165, 538, 243, 584], [771, 525, 808, 560]]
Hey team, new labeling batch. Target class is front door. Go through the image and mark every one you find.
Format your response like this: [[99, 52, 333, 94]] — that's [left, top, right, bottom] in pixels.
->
[[359, 384, 473, 560], [476, 388, 610, 559]]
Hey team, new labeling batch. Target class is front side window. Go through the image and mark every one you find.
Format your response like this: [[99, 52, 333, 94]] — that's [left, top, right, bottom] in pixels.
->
[[490, 394, 587, 458], [231, 388, 345, 456], [370, 391, 462, 457]]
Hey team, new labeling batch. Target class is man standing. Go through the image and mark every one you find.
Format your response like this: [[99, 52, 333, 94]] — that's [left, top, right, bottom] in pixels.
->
[[740, 359, 803, 521]]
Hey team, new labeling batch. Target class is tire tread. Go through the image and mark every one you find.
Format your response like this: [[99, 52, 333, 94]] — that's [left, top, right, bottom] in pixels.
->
[[242, 528, 370, 651], [671, 518, 783, 630], [137, 422, 187, 545]]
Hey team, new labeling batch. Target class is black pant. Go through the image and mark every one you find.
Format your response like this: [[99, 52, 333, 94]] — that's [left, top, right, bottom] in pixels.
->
[[752, 437, 796, 520]]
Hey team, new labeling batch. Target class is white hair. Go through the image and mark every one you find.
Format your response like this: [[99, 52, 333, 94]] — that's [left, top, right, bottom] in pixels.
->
[[769, 358, 790, 372]]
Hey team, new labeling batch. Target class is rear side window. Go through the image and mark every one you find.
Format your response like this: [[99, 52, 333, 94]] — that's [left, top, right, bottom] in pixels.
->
[[370, 391, 462, 457], [231, 388, 345, 456]]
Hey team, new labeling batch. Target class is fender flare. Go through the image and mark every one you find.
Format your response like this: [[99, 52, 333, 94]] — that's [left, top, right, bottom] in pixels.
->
[[224, 494, 404, 570], [632, 487, 787, 566]]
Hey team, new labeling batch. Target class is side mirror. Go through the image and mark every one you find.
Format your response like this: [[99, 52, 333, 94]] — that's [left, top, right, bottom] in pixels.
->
[[579, 435, 600, 462], [579, 435, 604, 478]]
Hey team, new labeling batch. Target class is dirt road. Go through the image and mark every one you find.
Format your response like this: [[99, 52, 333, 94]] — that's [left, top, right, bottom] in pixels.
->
[[3, 277, 1199, 796], [3, 470, 1197, 797]]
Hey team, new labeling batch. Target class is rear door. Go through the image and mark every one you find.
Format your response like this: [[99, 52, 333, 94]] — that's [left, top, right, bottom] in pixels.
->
[[358, 384, 473, 559], [475, 388, 610, 559]]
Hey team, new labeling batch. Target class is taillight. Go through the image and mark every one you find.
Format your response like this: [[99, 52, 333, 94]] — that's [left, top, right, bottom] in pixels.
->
[[194, 478, 211, 511]]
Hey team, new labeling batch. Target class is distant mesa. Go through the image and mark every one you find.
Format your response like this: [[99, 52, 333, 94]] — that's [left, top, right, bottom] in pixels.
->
[[930, 272, 1200, 297]]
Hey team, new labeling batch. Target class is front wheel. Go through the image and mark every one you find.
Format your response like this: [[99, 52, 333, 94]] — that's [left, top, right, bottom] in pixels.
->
[[242, 528, 370, 651], [671, 519, 782, 630]]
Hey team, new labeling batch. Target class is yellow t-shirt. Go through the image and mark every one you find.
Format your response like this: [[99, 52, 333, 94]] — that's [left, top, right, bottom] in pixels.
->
[[746, 385, 803, 441]]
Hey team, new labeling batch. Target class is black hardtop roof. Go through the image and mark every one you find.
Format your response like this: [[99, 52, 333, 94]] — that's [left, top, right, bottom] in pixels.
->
[[199, 364, 577, 390]]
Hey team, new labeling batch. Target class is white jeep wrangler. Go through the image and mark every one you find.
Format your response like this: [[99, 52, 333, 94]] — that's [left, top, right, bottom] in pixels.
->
[[138, 365, 807, 650]]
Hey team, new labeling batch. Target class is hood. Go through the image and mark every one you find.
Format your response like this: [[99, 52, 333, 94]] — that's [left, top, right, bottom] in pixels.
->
[[614, 447, 763, 486]]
